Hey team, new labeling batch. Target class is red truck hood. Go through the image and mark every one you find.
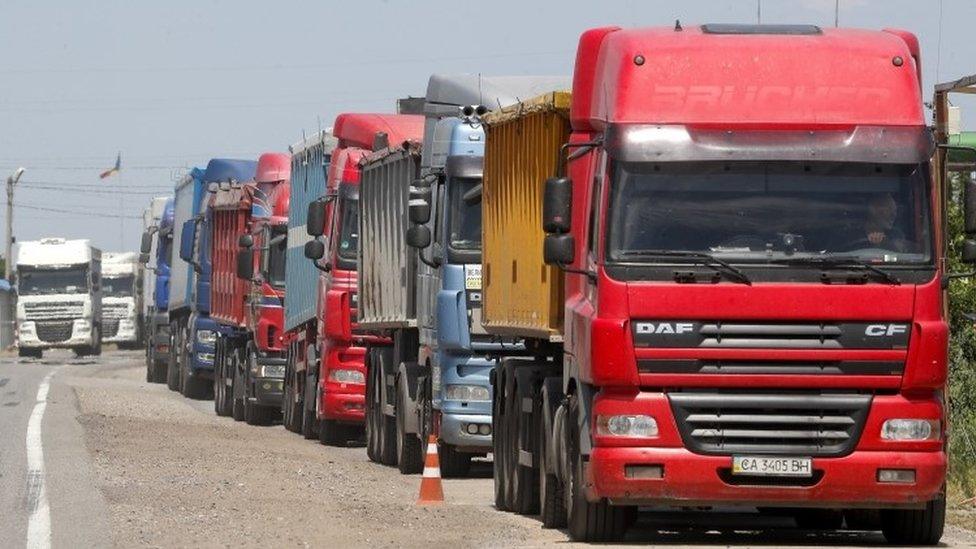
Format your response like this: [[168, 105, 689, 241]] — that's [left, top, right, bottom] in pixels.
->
[[588, 279, 946, 392]]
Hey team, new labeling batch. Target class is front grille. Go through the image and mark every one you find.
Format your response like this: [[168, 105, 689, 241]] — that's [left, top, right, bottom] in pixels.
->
[[24, 301, 84, 321], [638, 359, 904, 376], [102, 303, 129, 320], [36, 320, 74, 343], [669, 391, 871, 457], [632, 320, 909, 349], [103, 320, 120, 338]]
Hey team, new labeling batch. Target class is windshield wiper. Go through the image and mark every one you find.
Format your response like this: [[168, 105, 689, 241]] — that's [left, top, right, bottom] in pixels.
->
[[771, 255, 901, 285], [617, 250, 751, 285]]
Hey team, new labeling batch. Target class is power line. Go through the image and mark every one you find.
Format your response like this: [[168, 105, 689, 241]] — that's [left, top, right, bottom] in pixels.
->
[[2, 201, 142, 219], [0, 50, 571, 76], [18, 183, 169, 196]]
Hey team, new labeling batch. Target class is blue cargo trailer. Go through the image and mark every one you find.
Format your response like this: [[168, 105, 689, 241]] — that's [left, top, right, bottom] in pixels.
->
[[281, 131, 337, 436]]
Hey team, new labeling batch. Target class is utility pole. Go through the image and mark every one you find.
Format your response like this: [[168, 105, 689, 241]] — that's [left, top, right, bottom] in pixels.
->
[[5, 167, 25, 281], [835, 0, 840, 27]]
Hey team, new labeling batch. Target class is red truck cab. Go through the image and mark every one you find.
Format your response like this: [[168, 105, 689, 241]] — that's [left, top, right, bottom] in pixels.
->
[[490, 25, 947, 544], [305, 113, 424, 444]]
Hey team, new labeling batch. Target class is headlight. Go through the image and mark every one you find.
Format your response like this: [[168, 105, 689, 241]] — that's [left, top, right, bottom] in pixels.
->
[[881, 419, 940, 441], [596, 414, 659, 438], [444, 384, 490, 402], [328, 369, 364, 384], [261, 364, 286, 378], [196, 330, 216, 344]]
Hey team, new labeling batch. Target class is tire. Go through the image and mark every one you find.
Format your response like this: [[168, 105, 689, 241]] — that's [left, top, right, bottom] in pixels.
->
[[493, 367, 509, 511], [231, 346, 245, 422], [565, 394, 633, 542], [18, 348, 41, 359], [395, 385, 423, 474], [365, 348, 379, 462], [318, 419, 347, 446], [880, 495, 945, 546], [502, 366, 518, 511], [213, 340, 233, 417], [166, 325, 180, 392], [181, 352, 211, 400], [245, 400, 275, 426], [439, 443, 472, 478], [538, 398, 566, 528], [301, 366, 318, 440], [794, 509, 844, 530], [92, 326, 102, 356], [282, 346, 302, 433], [511, 375, 539, 515]]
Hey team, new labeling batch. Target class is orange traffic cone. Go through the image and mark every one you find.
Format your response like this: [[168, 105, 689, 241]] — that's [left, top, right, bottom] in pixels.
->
[[417, 435, 444, 505]]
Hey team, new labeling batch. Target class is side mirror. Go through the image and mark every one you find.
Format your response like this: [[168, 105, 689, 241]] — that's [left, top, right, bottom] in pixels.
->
[[179, 219, 197, 263], [543, 177, 572, 234], [407, 225, 431, 249], [409, 199, 431, 225], [307, 200, 326, 237], [236, 249, 254, 280], [544, 233, 575, 265], [139, 252, 150, 264], [140, 231, 153, 253], [239, 234, 254, 248], [965, 181, 976, 235], [304, 239, 325, 260], [963, 239, 976, 264]]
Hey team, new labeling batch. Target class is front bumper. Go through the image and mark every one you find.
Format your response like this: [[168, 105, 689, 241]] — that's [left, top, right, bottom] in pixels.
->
[[318, 344, 365, 423], [440, 411, 492, 450], [18, 320, 94, 349], [588, 447, 945, 508], [103, 323, 138, 343], [250, 356, 285, 407]]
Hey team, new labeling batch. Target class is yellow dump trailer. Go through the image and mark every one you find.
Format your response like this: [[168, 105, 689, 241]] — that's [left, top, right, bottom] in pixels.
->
[[481, 91, 571, 340]]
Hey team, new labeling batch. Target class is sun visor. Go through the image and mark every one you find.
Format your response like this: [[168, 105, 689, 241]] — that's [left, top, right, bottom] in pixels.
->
[[606, 125, 934, 164]]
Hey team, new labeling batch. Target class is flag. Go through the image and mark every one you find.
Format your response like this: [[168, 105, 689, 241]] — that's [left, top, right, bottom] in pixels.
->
[[100, 152, 121, 179]]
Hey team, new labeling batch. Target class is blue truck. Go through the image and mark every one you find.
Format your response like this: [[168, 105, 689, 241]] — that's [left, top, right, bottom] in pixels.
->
[[281, 131, 337, 438], [360, 75, 567, 476], [170, 160, 257, 399], [141, 197, 174, 383]]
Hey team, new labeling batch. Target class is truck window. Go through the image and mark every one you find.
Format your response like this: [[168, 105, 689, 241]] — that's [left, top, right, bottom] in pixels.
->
[[18, 267, 89, 295], [267, 226, 287, 288], [449, 177, 482, 252], [606, 161, 932, 265], [335, 195, 359, 268], [103, 275, 134, 297]]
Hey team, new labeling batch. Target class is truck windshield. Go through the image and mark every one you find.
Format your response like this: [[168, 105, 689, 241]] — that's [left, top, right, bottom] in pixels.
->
[[18, 267, 89, 295], [267, 226, 286, 288], [103, 275, 134, 297], [606, 161, 932, 265], [449, 177, 482, 252], [335, 196, 359, 268]]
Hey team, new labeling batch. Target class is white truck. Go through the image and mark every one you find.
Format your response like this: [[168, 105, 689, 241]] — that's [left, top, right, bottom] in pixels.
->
[[16, 238, 103, 358], [101, 251, 141, 348], [140, 197, 169, 348]]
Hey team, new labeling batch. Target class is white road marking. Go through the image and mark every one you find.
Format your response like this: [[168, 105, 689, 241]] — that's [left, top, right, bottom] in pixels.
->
[[26, 370, 55, 549]]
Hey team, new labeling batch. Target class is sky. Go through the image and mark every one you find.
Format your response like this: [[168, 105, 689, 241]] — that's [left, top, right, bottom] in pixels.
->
[[0, 0, 974, 255]]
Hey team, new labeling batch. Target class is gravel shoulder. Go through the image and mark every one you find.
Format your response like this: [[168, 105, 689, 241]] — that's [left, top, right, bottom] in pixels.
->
[[61, 351, 976, 548]]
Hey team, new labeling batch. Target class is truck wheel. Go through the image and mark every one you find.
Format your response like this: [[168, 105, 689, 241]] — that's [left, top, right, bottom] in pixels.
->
[[282, 348, 302, 433], [181, 355, 211, 400], [18, 348, 41, 359], [166, 325, 181, 392], [793, 509, 844, 530], [438, 443, 472, 478], [511, 376, 540, 515], [880, 495, 945, 546], [395, 386, 423, 474], [92, 326, 102, 356], [213, 342, 233, 416], [318, 419, 347, 446], [301, 367, 318, 440], [365, 348, 378, 461], [538, 401, 566, 528], [493, 368, 510, 511], [231, 349, 245, 422], [565, 394, 633, 542]]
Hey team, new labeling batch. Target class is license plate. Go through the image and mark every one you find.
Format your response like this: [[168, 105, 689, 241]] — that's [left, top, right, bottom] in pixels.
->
[[732, 456, 812, 477], [262, 365, 286, 378]]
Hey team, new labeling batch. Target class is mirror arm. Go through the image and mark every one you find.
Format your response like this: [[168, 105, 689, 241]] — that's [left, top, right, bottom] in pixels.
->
[[418, 250, 441, 269], [557, 136, 604, 177], [557, 263, 597, 283], [941, 271, 976, 289], [313, 261, 332, 273]]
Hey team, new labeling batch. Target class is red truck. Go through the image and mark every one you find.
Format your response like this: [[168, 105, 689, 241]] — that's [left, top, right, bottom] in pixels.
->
[[299, 113, 424, 444], [211, 152, 291, 425], [476, 24, 950, 544]]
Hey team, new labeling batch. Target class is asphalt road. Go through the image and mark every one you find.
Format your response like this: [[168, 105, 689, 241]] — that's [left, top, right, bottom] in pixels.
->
[[0, 349, 973, 548]]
